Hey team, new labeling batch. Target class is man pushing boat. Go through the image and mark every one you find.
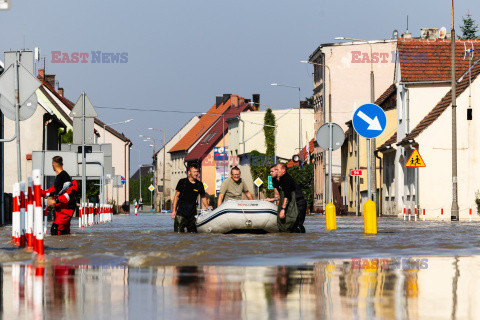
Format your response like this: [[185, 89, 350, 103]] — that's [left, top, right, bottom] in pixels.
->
[[171, 163, 211, 233]]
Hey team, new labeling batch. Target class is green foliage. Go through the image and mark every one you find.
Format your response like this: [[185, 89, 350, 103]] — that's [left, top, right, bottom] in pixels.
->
[[249, 150, 274, 198], [459, 13, 479, 40], [263, 108, 276, 157], [59, 128, 73, 144], [129, 172, 154, 205], [304, 96, 315, 109], [76, 180, 100, 202], [475, 190, 480, 215], [288, 163, 314, 211]]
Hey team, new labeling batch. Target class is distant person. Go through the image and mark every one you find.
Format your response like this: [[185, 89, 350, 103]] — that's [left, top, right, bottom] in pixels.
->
[[43, 156, 78, 235], [266, 165, 280, 205], [275, 163, 307, 233], [138, 197, 143, 210], [217, 166, 254, 206], [171, 163, 211, 233]]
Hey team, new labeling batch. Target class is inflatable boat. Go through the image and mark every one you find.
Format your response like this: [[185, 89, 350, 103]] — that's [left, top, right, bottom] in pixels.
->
[[196, 200, 279, 234]]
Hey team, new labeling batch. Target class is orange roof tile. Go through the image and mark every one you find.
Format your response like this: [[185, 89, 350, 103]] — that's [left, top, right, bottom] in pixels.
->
[[398, 38, 480, 83], [168, 98, 231, 153]]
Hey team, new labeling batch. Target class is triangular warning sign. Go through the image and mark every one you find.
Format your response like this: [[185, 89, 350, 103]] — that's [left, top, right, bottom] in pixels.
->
[[406, 149, 426, 167]]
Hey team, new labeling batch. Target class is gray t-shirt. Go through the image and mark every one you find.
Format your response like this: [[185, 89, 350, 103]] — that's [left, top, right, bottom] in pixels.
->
[[220, 178, 249, 201]]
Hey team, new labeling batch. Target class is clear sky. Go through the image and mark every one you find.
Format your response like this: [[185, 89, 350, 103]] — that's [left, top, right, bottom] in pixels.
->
[[1, 0, 478, 173]]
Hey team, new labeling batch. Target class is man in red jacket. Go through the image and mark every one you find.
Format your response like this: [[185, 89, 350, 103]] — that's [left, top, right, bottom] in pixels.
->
[[43, 156, 78, 235]]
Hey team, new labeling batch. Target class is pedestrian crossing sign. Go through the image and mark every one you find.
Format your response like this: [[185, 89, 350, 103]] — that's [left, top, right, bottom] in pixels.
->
[[406, 149, 426, 167]]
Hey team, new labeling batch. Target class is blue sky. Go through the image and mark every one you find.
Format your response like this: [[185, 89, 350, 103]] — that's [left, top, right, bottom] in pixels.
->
[[1, 0, 478, 171]]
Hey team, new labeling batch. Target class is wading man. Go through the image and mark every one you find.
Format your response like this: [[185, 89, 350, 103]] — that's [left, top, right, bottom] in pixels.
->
[[266, 165, 280, 205], [275, 163, 307, 233], [171, 163, 211, 232], [217, 166, 254, 206], [43, 156, 78, 235]]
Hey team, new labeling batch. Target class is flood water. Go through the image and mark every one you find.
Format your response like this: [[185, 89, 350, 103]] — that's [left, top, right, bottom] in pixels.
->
[[1, 214, 480, 319]]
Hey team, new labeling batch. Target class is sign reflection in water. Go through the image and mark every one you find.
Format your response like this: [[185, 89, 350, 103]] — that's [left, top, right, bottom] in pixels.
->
[[1, 256, 478, 319]]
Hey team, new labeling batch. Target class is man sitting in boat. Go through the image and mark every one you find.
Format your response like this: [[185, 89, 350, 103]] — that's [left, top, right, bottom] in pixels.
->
[[217, 166, 254, 206], [171, 163, 211, 233]]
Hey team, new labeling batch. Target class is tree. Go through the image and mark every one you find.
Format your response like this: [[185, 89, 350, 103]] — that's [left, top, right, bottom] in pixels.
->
[[59, 128, 73, 144], [459, 13, 479, 40], [304, 96, 315, 109], [249, 109, 277, 198]]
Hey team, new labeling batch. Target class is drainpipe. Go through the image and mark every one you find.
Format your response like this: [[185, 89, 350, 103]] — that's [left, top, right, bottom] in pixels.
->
[[321, 51, 327, 212], [406, 87, 410, 134], [124, 140, 131, 212], [374, 150, 383, 216]]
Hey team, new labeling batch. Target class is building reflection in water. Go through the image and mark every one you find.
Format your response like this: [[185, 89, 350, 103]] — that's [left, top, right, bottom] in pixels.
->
[[1, 256, 480, 319]]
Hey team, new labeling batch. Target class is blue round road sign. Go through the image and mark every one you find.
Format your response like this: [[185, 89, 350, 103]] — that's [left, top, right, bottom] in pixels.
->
[[352, 103, 387, 139]]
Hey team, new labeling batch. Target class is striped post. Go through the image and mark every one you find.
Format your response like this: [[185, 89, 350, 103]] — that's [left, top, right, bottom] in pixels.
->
[[414, 205, 418, 222], [403, 206, 406, 221], [19, 182, 26, 247], [27, 178, 35, 250], [33, 169, 44, 257], [408, 208, 411, 221], [470, 207, 472, 222], [12, 183, 20, 245], [441, 207, 444, 221], [423, 208, 426, 221]]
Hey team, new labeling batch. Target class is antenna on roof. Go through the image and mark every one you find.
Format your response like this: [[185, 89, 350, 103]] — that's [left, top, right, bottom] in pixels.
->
[[406, 15, 409, 33]]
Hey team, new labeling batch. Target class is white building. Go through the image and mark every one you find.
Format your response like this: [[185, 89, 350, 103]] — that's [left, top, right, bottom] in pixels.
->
[[378, 37, 480, 219]]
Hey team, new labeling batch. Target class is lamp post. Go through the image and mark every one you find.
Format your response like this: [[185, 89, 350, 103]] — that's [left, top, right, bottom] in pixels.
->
[[140, 135, 158, 211], [103, 119, 133, 144], [335, 36, 376, 205], [148, 128, 166, 212], [300, 60, 333, 211], [450, 0, 459, 221], [271, 83, 302, 159]]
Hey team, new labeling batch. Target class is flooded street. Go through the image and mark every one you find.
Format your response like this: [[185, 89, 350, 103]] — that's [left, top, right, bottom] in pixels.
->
[[2, 214, 480, 319]]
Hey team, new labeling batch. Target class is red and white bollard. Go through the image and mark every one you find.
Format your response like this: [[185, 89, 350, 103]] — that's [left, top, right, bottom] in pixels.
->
[[79, 204, 83, 228], [33, 169, 44, 257], [12, 183, 20, 245], [414, 205, 418, 222], [27, 178, 34, 250], [408, 207, 411, 221], [423, 208, 426, 221], [441, 207, 444, 221], [403, 206, 406, 220], [470, 207, 472, 222], [135, 203, 138, 216], [19, 182, 26, 248]]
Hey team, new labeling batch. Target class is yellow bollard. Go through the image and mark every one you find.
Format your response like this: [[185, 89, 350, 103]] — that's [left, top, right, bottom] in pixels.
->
[[325, 202, 337, 230], [363, 199, 377, 234]]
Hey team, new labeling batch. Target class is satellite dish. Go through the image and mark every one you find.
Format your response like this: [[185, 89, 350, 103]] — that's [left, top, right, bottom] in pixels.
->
[[292, 154, 300, 163], [439, 27, 447, 39], [0, 92, 38, 121]]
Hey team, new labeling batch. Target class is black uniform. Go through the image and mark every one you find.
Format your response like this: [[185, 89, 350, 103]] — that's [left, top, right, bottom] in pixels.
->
[[174, 178, 205, 233], [277, 173, 307, 233]]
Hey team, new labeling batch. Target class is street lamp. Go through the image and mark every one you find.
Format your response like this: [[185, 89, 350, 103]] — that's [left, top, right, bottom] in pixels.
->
[[103, 119, 133, 144], [140, 134, 158, 211], [149, 128, 167, 212], [300, 60, 334, 213], [450, 0, 459, 220], [271, 83, 302, 160], [335, 36, 376, 204]]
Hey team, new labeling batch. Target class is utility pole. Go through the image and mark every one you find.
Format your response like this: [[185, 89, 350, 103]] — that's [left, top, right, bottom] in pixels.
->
[[451, 0, 459, 221]]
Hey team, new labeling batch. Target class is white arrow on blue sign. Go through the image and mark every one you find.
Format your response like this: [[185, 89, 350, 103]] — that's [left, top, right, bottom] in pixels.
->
[[352, 103, 387, 139]]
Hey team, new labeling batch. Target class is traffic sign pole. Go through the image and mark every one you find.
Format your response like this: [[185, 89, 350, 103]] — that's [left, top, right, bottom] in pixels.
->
[[328, 123, 333, 203], [14, 55, 22, 181]]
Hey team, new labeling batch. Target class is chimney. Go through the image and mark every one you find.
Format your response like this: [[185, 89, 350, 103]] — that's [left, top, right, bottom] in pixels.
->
[[58, 88, 64, 97], [231, 95, 239, 108], [420, 28, 439, 39], [38, 68, 45, 80], [222, 94, 231, 104], [252, 94, 260, 111], [45, 74, 56, 88], [216, 96, 223, 108], [300, 101, 308, 109], [401, 32, 412, 39]]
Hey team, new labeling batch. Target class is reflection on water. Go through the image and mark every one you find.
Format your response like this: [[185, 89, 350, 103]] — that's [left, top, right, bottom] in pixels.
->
[[2, 256, 480, 319]]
